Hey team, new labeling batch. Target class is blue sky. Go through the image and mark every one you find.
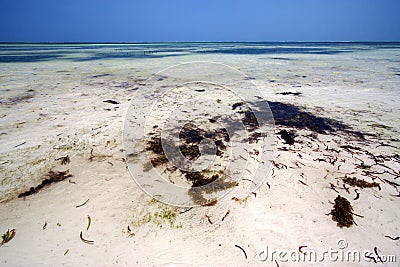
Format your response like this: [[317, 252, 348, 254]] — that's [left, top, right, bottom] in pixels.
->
[[1, 0, 399, 42]]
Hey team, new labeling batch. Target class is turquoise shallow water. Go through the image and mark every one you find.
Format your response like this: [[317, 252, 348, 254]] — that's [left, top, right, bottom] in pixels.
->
[[1, 42, 400, 63]]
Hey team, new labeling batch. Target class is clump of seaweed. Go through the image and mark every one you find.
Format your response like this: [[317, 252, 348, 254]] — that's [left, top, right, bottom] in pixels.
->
[[232, 102, 260, 130], [144, 123, 237, 206], [144, 123, 230, 171], [232, 196, 250, 204], [202, 176, 239, 194], [342, 177, 381, 190], [330, 195, 354, 228], [187, 173, 239, 206], [183, 171, 219, 187], [179, 144, 201, 160], [132, 200, 181, 228], [232, 102, 245, 110], [179, 124, 207, 143], [18, 170, 72, 198], [0, 91, 35, 105], [150, 154, 168, 167], [145, 136, 169, 168], [279, 129, 296, 145], [233, 105, 264, 143], [1, 229, 16, 246], [248, 132, 263, 144], [188, 187, 218, 206], [146, 136, 164, 155], [179, 123, 229, 157], [240, 110, 259, 130]]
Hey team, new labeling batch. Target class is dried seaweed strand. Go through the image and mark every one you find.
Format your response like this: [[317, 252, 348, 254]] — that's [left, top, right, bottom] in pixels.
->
[[384, 235, 400, 240], [76, 199, 89, 208], [374, 247, 384, 263], [127, 226, 135, 237], [234, 244, 247, 259], [80, 231, 94, 244], [179, 207, 193, 214], [14, 141, 26, 148], [222, 210, 231, 221], [354, 189, 360, 200], [299, 180, 308, 186], [205, 215, 213, 224], [86, 215, 91, 231], [0, 229, 16, 246], [299, 245, 308, 254]]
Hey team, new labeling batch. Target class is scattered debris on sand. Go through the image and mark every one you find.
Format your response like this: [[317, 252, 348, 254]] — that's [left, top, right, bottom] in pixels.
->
[[1, 229, 16, 246], [277, 91, 302, 96]]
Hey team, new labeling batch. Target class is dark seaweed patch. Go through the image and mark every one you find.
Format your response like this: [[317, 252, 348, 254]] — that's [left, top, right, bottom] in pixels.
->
[[145, 123, 230, 169], [279, 129, 296, 145], [146, 136, 164, 155], [179, 144, 201, 160], [232, 102, 245, 110], [145, 136, 169, 168], [277, 92, 302, 96], [0, 92, 35, 105], [265, 101, 369, 138], [179, 123, 229, 157], [92, 73, 114, 78], [330, 195, 354, 228], [18, 170, 72, 198], [103, 99, 120, 105], [240, 110, 259, 131], [342, 177, 381, 190], [187, 175, 238, 206], [144, 123, 237, 205]]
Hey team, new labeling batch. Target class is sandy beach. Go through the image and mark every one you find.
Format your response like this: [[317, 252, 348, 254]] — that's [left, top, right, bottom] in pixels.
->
[[0, 43, 399, 266]]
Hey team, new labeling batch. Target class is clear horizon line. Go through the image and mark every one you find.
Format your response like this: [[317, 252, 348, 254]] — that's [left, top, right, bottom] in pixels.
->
[[1, 40, 400, 45]]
